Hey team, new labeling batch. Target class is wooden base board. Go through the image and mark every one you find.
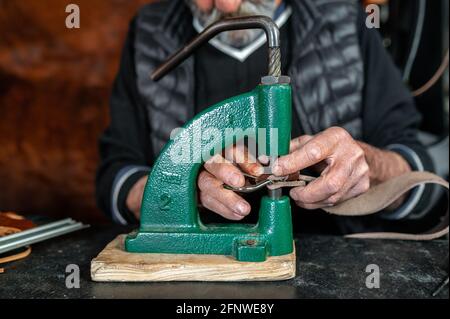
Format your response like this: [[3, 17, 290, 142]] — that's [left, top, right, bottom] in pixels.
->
[[91, 235, 296, 282]]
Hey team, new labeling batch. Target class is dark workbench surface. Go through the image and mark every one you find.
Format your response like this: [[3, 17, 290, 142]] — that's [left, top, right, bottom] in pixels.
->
[[1, 225, 448, 299]]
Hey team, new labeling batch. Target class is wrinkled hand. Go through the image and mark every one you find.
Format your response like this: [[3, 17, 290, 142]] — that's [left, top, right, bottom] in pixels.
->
[[198, 144, 264, 220], [273, 127, 370, 209], [126, 175, 148, 220]]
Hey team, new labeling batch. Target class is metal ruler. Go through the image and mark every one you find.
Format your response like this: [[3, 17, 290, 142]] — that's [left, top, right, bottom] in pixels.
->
[[0, 218, 89, 254]]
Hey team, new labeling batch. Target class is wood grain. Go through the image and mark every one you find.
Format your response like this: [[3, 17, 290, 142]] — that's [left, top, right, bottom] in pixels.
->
[[91, 235, 296, 282]]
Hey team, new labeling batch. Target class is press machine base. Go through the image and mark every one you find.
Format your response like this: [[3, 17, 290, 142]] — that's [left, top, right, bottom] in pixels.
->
[[91, 235, 295, 282]]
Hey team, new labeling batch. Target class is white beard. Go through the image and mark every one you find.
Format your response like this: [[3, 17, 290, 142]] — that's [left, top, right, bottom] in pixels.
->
[[186, 0, 279, 48]]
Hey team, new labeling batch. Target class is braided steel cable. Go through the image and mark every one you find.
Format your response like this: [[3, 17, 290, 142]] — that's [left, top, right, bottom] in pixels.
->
[[268, 47, 281, 77]]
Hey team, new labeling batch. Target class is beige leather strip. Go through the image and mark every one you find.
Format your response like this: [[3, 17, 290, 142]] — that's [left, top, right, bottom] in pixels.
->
[[268, 180, 306, 190], [267, 174, 315, 190], [326, 171, 449, 240], [266, 171, 449, 241], [344, 228, 449, 241], [324, 171, 448, 216]]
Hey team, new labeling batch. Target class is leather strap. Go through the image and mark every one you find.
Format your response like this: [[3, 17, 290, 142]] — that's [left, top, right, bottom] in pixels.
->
[[263, 171, 449, 241], [325, 171, 449, 240], [0, 212, 35, 272], [267, 174, 315, 190], [0, 246, 32, 269], [0, 225, 32, 273]]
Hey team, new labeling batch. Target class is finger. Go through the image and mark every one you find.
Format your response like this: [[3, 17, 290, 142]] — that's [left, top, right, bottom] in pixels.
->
[[199, 192, 244, 220], [289, 162, 352, 204], [301, 161, 369, 206], [198, 170, 251, 216], [290, 186, 334, 209], [289, 135, 313, 152], [273, 132, 338, 176], [322, 161, 370, 205], [224, 144, 264, 177], [258, 154, 270, 165], [198, 169, 223, 190], [292, 163, 369, 209], [204, 154, 245, 187], [340, 181, 370, 202], [310, 183, 365, 208], [337, 174, 370, 203]]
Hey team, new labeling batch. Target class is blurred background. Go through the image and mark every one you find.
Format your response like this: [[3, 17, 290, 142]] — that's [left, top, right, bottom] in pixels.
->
[[0, 0, 149, 223], [0, 0, 448, 224]]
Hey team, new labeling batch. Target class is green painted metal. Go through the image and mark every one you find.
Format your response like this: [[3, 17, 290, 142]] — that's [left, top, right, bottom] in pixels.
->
[[125, 82, 293, 262]]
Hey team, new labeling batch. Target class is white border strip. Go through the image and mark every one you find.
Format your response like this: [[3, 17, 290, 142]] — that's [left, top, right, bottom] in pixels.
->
[[385, 144, 425, 220]]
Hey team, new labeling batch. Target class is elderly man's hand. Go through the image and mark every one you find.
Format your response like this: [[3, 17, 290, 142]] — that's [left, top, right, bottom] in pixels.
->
[[198, 144, 264, 220], [273, 127, 370, 209], [126, 175, 148, 220]]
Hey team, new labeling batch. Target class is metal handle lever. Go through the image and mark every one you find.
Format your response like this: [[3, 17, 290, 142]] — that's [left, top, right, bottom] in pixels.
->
[[151, 15, 281, 81]]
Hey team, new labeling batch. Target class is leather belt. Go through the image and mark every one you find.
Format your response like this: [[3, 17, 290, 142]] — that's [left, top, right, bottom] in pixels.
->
[[0, 212, 34, 273], [226, 171, 449, 241]]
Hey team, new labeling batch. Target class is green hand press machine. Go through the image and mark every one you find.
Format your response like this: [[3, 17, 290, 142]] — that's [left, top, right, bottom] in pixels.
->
[[125, 16, 294, 263], [91, 16, 297, 282]]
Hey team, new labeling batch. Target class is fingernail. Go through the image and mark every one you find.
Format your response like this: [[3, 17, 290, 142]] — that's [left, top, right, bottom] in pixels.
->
[[235, 202, 249, 216], [254, 165, 265, 176], [289, 189, 297, 200], [289, 189, 295, 199], [258, 155, 269, 164], [289, 187, 304, 200], [272, 164, 282, 175], [230, 173, 243, 187]]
